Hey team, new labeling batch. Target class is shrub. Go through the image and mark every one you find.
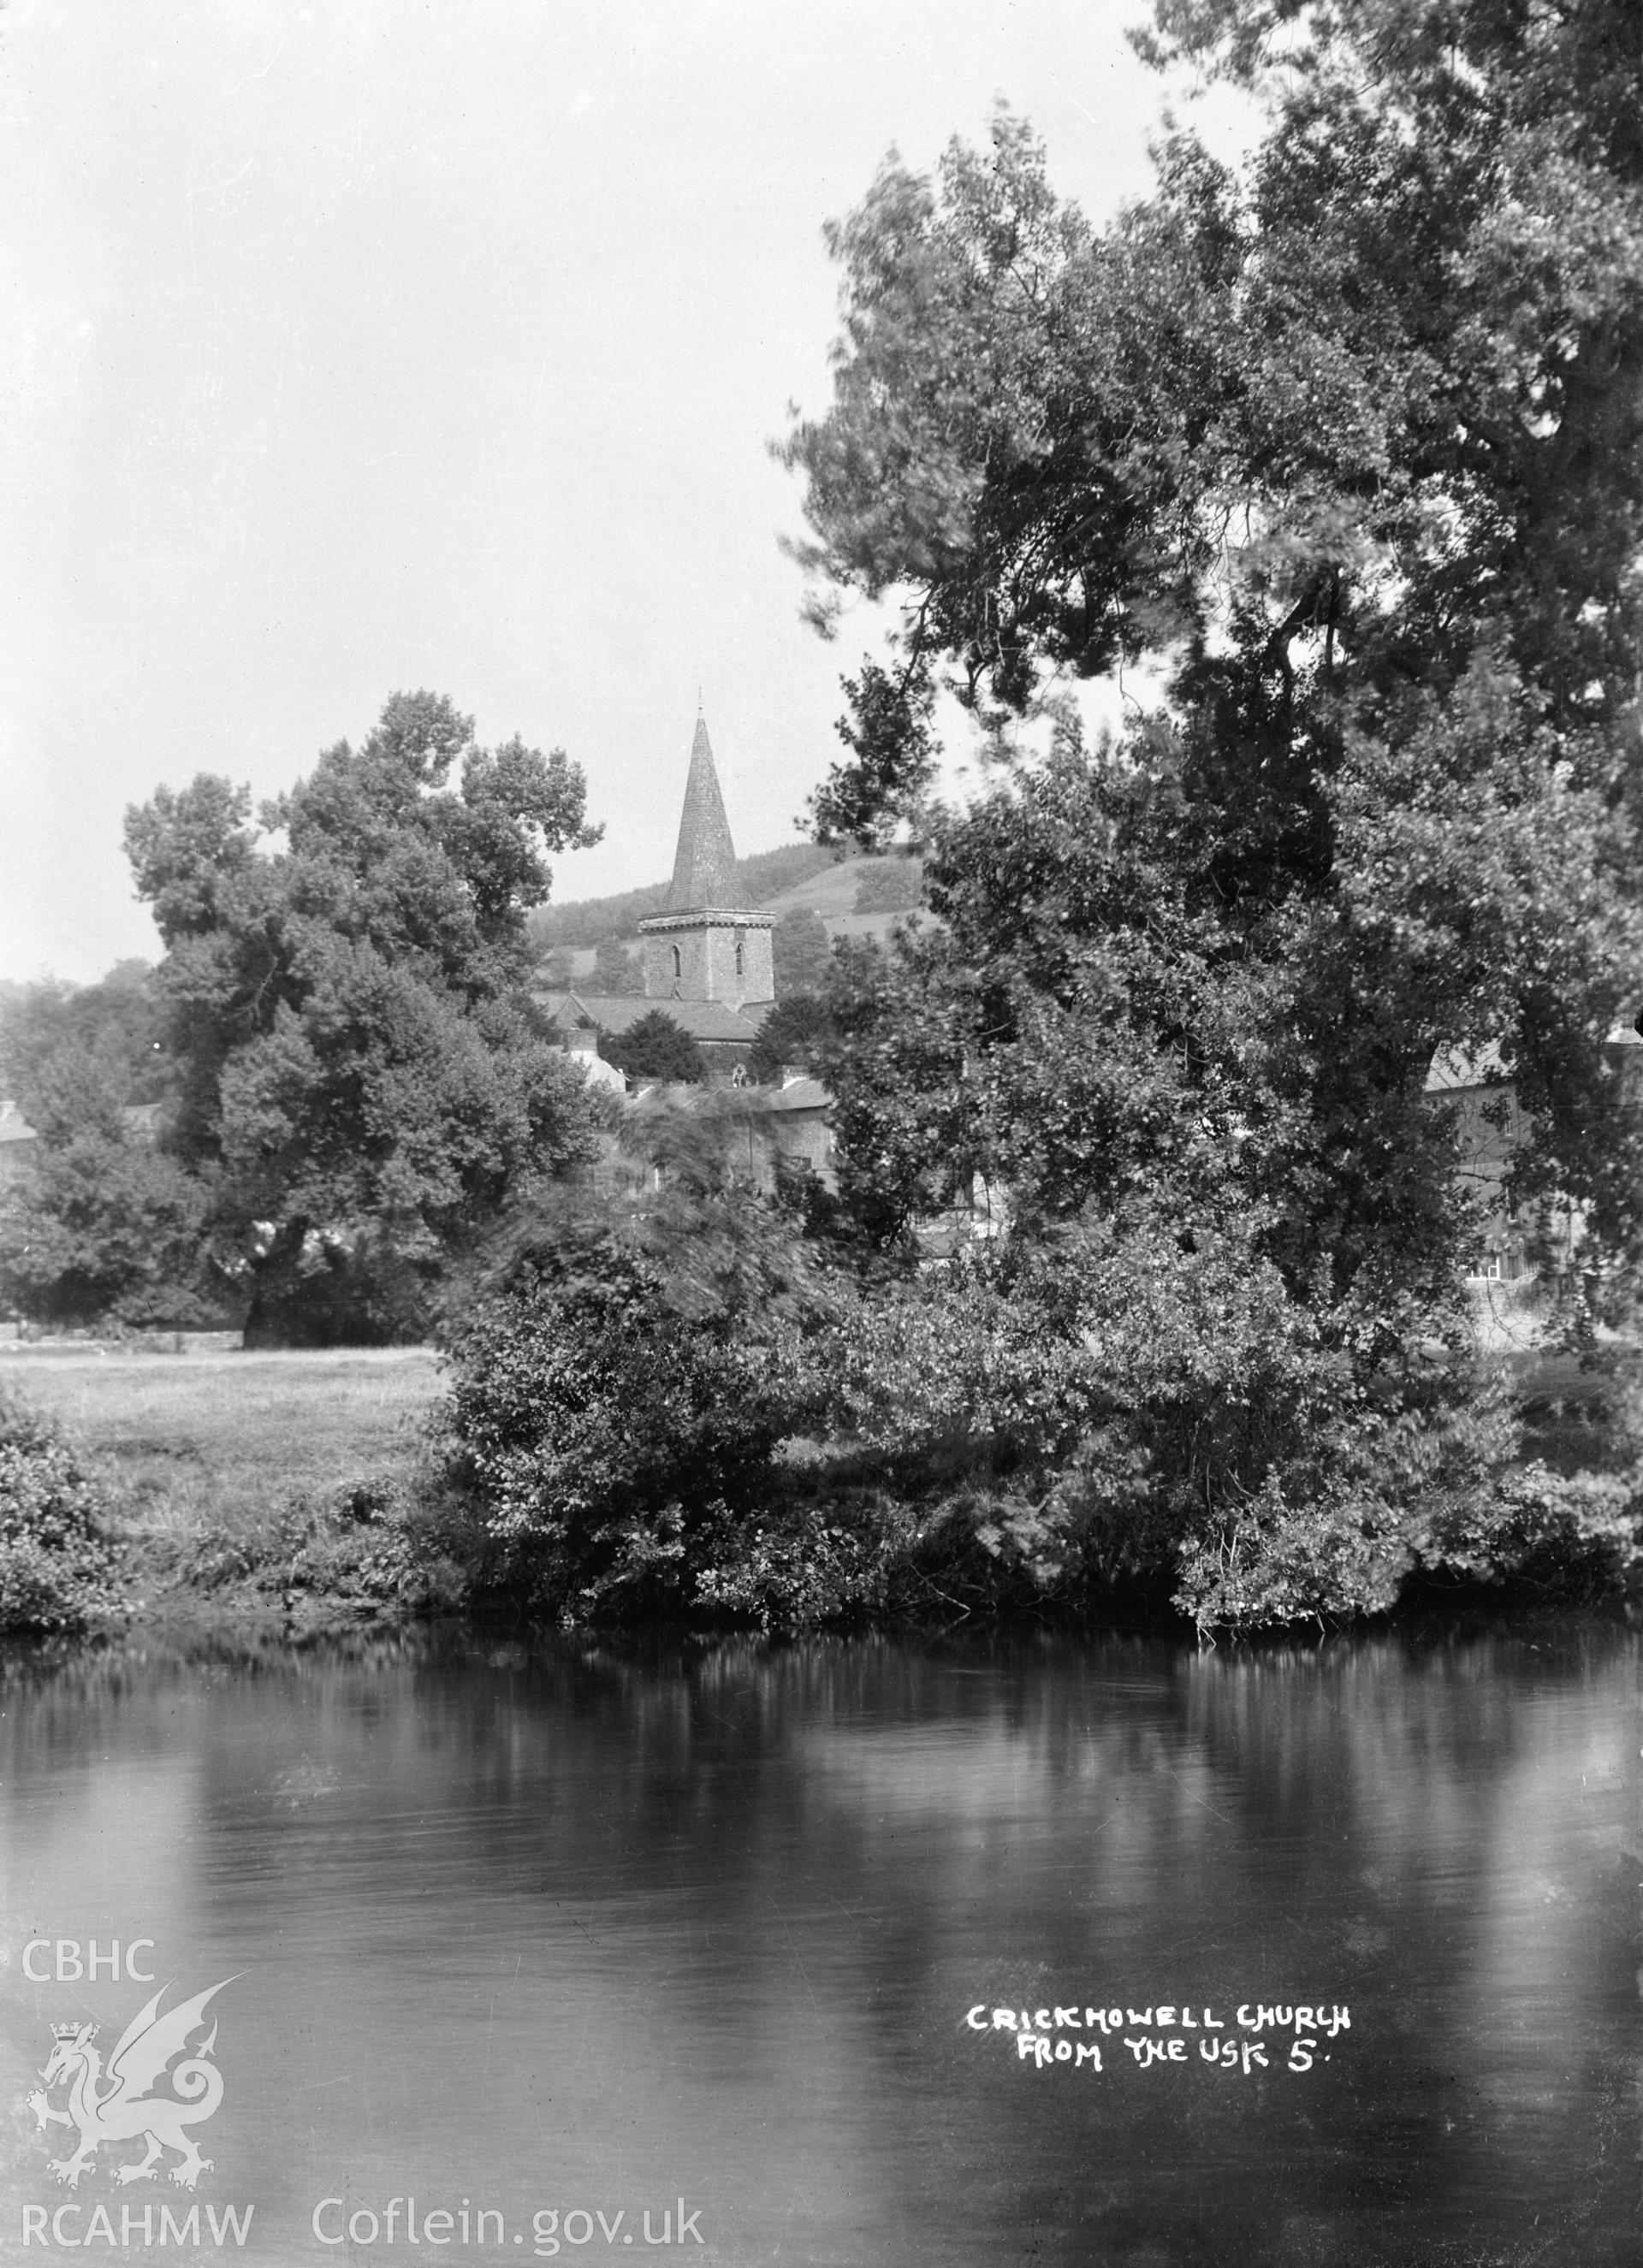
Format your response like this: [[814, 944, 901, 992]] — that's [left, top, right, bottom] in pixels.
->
[[692, 1501, 892, 1629], [783, 1215, 1581, 1630], [432, 1226, 808, 1617], [598, 1011, 708, 1085], [172, 1479, 469, 1620], [0, 1393, 123, 1632], [749, 996, 836, 1084]]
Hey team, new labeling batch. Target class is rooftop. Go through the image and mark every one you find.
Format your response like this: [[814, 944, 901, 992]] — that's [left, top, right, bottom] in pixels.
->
[[535, 989, 762, 1044], [765, 1076, 831, 1113]]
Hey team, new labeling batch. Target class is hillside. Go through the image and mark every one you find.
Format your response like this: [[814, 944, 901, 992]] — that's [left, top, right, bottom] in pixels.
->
[[533, 851, 928, 982], [761, 852, 923, 939], [529, 843, 840, 950]]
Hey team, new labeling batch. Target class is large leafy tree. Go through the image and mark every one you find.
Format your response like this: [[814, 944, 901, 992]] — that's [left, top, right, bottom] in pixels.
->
[[0, 1055, 211, 1329], [0, 964, 211, 1329], [0, 962, 169, 1110], [125, 692, 603, 1343], [785, 0, 1643, 1313], [772, 1, 1643, 1621], [590, 934, 644, 995], [771, 907, 834, 998]]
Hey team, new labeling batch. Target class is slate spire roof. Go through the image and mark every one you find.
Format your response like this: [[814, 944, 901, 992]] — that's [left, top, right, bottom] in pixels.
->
[[667, 712, 740, 909]]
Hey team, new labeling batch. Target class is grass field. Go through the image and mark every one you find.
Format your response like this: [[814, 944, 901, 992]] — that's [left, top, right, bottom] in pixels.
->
[[0, 1346, 443, 1538]]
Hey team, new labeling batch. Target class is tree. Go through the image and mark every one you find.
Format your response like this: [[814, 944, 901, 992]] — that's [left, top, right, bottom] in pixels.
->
[[0, 962, 168, 1110], [781, 9, 1643, 1301], [807, 660, 939, 850], [0, 963, 214, 1329], [0, 1061, 211, 1329], [598, 1011, 708, 1086], [771, 908, 833, 999], [771, 3, 1643, 1620], [590, 934, 644, 995], [749, 996, 837, 1085], [124, 692, 603, 1345]]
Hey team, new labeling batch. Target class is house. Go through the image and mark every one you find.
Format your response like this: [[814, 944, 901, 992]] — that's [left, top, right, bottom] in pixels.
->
[[542, 987, 771, 1072], [0, 1101, 38, 1187], [1423, 1041, 1533, 1280], [756, 1074, 835, 1191], [555, 1021, 628, 1097], [1424, 1024, 1643, 1283]]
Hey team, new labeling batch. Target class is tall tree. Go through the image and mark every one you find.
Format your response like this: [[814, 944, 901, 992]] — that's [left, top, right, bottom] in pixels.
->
[[0, 962, 168, 1110], [0, 1055, 211, 1329], [783, 3, 1643, 1312], [590, 934, 644, 995], [771, 0, 1643, 1622], [771, 907, 834, 998], [125, 692, 603, 1343], [0, 963, 213, 1329]]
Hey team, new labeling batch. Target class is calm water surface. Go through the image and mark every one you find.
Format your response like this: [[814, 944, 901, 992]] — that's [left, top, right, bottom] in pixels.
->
[[0, 1625, 1637, 2266]]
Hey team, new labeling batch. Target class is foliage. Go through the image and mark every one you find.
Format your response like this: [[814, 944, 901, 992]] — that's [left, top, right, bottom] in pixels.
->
[[786, 16, 1643, 737], [691, 1501, 893, 1630], [432, 1221, 812, 1617], [0, 962, 169, 1110], [780, 8, 1643, 1282], [749, 996, 838, 1085], [0, 1116, 213, 1329], [124, 692, 602, 1345], [590, 935, 644, 995], [0, 964, 217, 1329], [166, 1478, 469, 1624], [770, 1227, 1643, 1629], [808, 660, 939, 850], [607, 1088, 839, 1320], [0, 1391, 123, 1633], [598, 1010, 709, 1086], [754, 1, 1643, 1624], [771, 907, 833, 998]]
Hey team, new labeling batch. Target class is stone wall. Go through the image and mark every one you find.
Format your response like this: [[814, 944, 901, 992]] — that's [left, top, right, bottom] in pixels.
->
[[640, 912, 774, 1009]]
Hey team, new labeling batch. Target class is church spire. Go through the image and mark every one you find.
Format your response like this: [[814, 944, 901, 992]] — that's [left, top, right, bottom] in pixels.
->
[[667, 713, 739, 909]]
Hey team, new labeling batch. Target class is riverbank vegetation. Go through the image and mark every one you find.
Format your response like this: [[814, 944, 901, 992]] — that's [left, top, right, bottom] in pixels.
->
[[2, 1209, 1640, 1643], [7, 0, 1643, 1637]]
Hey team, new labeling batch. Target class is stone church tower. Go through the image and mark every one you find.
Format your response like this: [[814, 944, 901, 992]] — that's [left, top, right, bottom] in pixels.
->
[[639, 714, 774, 1011]]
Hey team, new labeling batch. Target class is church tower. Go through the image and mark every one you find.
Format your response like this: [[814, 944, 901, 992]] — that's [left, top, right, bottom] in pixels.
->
[[639, 714, 774, 1010]]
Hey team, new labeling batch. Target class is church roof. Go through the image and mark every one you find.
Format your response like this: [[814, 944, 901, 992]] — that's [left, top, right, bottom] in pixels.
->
[[668, 714, 740, 909], [534, 990, 761, 1044]]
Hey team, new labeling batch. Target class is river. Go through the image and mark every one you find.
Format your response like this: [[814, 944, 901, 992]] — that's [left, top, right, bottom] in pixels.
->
[[1, 1623, 1637, 2265]]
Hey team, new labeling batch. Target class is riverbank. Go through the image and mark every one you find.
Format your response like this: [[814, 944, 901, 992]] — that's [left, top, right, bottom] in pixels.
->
[[1, 1346, 443, 1635], [1, 1341, 1639, 1639], [7, 1343, 441, 1522]]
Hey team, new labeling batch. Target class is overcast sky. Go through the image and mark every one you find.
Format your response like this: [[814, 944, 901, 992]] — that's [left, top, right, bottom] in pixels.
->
[[1, 0, 1237, 983]]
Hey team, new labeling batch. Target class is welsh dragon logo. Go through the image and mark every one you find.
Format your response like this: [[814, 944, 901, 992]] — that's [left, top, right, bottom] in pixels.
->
[[27, 1979, 235, 2192]]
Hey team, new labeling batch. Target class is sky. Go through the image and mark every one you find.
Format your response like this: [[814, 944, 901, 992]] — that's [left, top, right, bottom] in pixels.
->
[[1, 0, 1240, 983]]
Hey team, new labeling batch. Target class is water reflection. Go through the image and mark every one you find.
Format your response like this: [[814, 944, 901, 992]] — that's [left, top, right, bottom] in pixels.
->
[[1, 1625, 1637, 2264]]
